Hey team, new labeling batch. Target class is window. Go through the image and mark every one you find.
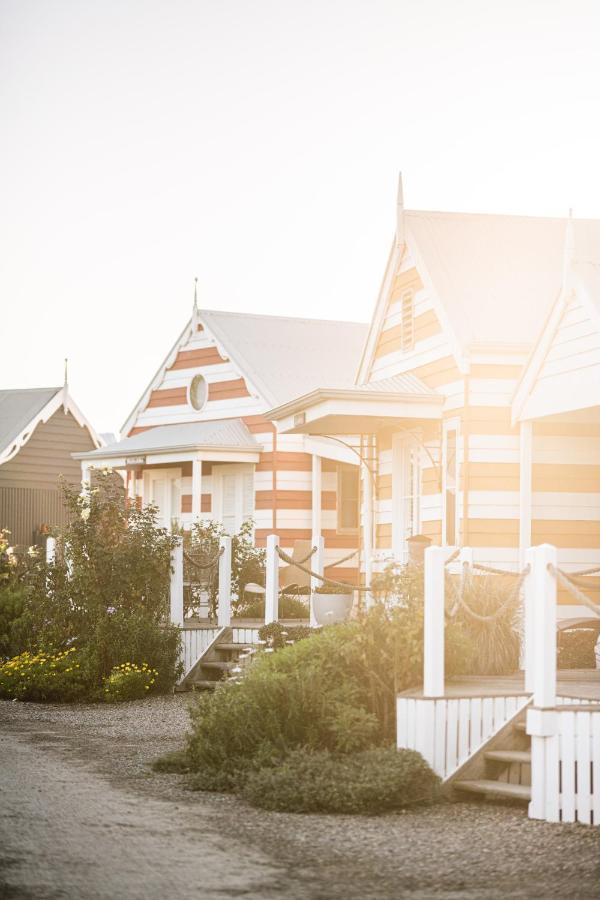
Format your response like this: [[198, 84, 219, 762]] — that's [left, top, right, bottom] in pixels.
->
[[392, 435, 421, 559], [337, 465, 359, 531], [400, 290, 414, 351], [189, 374, 208, 411], [212, 464, 255, 535], [443, 423, 459, 546]]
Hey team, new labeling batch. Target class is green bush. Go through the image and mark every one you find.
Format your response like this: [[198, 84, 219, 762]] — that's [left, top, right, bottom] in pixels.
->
[[235, 592, 309, 620], [103, 662, 158, 702], [241, 747, 440, 814], [0, 648, 89, 702], [257, 621, 313, 649]]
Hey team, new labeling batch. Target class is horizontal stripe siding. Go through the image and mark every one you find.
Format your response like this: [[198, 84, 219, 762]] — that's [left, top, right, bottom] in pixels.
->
[[255, 490, 336, 510], [375, 310, 442, 359], [412, 355, 462, 388], [242, 415, 275, 433], [324, 566, 359, 584], [181, 494, 211, 513], [147, 387, 187, 408], [254, 528, 359, 548], [257, 452, 313, 472], [169, 346, 227, 369], [208, 378, 250, 400]]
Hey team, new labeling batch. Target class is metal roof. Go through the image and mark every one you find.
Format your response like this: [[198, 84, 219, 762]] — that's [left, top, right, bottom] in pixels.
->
[[0, 387, 61, 457], [355, 372, 438, 395], [199, 309, 368, 407], [76, 418, 260, 460], [405, 210, 600, 348]]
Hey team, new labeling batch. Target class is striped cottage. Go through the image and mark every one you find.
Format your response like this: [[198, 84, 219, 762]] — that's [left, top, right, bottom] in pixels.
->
[[75, 304, 368, 584], [268, 178, 600, 619]]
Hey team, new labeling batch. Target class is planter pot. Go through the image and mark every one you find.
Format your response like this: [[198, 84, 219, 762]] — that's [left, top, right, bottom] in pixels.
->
[[311, 592, 353, 626]]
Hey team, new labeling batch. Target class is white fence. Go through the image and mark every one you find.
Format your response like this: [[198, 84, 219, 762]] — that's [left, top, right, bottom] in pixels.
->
[[180, 626, 221, 675]]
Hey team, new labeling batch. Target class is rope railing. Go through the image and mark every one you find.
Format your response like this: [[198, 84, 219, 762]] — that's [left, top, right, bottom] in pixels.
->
[[548, 564, 600, 617], [327, 548, 359, 567], [471, 562, 524, 578], [275, 546, 373, 593], [296, 546, 318, 565], [444, 548, 460, 567], [445, 562, 530, 622], [183, 546, 224, 571]]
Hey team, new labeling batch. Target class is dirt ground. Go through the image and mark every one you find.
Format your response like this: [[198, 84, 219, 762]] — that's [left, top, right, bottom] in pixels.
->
[[0, 696, 598, 900]]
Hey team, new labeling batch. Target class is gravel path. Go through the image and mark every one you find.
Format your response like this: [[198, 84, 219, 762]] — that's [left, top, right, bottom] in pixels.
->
[[0, 697, 598, 900]]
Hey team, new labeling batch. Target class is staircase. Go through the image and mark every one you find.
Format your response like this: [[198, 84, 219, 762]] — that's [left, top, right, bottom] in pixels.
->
[[177, 627, 252, 692], [451, 713, 532, 805]]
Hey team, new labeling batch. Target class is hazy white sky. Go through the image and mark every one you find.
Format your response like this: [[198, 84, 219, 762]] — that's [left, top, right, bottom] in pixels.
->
[[2, 0, 600, 433]]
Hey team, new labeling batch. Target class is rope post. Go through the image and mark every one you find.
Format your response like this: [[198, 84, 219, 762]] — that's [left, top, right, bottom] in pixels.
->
[[45, 536, 56, 565], [170, 539, 184, 627], [530, 544, 557, 709], [217, 535, 232, 627], [310, 535, 325, 627], [265, 534, 279, 624], [424, 546, 454, 697]]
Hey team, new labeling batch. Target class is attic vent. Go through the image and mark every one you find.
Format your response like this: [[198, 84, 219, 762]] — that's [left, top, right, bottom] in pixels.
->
[[401, 290, 414, 351]]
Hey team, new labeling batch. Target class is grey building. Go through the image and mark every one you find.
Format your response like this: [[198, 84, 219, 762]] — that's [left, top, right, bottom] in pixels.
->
[[0, 387, 102, 547]]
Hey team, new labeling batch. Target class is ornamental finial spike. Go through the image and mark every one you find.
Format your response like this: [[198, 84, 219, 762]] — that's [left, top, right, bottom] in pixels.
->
[[193, 276, 198, 313], [396, 171, 405, 250]]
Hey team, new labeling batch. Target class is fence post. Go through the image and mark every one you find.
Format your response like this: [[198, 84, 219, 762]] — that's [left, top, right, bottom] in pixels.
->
[[309, 534, 325, 627], [217, 535, 232, 627], [423, 546, 453, 697], [45, 536, 56, 565], [265, 534, 279, 624], [523, 546, 536, 693], [170, 540, 184, 627]]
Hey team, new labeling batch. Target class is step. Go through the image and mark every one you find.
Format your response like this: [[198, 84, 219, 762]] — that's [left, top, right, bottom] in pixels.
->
[[485, 750, 531, 765], [514, 721, 527, 732], [454, 779, 531, 801], [201, 660, 235, 671], [216, 643, 254, 652], [191, 680, 218, 691]]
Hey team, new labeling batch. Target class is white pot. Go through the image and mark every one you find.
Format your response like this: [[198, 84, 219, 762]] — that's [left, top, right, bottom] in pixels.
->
[[311, 592, 353, 625]]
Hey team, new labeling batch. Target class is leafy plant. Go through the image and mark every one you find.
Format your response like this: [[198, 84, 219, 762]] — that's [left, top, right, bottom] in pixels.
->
[[236, 592, 309, 620], [241, 746, 439, 814], [314, 582, 354, 595], [103, 662, 158, 702], [0, 648, 89, 702], [257, 621, 314, 649]]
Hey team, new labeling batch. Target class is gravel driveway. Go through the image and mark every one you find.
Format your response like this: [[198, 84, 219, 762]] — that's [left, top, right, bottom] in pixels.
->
[[0, 697, 598, 900]]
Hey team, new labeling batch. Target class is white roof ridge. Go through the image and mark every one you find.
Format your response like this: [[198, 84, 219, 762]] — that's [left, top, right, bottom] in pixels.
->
[[200, 308, 368, 327]]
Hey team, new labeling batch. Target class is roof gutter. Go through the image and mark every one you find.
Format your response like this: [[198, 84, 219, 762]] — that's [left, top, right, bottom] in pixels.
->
[[267, 386, 444, 422]]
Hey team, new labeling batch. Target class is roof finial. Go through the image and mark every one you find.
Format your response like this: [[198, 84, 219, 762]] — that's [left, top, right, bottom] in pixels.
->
[[396, 171, 405, 251], [562, 208, 575, 291], [193, 276, 198, 314], [63, 358, 69, 412]]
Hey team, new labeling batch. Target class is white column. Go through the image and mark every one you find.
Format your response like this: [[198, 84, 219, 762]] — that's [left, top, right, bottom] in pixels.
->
[[81, 462, 91, 490], [529, 543, 557, 709], [191, 458, 202, 520], [169, 540, 184, 627], [519, 421, 533, 570], [265, 534, 279, 624], [45, 536, 56, 565], [311, 454, 322, 547], [310, 535, 325, 627], [217, 535, 232, 627], [424, 545, 454, 697], [363, 439, 374, 607]]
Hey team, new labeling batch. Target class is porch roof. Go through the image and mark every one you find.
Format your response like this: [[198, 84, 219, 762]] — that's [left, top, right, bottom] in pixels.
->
[[73, 418, 261, 464], [267, 374, 443, 435]]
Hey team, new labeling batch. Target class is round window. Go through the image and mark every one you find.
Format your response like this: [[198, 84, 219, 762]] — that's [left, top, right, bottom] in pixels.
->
[[189, 374, 208, 411]]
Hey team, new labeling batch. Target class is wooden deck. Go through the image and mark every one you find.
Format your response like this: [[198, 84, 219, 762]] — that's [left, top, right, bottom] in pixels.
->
[[401, 670, 600, 701]]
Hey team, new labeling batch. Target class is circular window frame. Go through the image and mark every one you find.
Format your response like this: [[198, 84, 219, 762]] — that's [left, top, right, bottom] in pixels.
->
[[188, 374, 208, 411]]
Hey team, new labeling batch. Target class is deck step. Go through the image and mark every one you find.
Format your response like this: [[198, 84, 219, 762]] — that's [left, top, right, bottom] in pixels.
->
[[485, 750, 531, 764], [191, 680, 219, 691], [454, 779, 530, 801], [514, 721, 527, 732], [216, 643, 253, 652], [201, 660, 235, 671]]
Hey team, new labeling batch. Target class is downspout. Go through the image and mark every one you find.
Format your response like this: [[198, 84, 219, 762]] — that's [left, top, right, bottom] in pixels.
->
[[462, 374, 470, 546]]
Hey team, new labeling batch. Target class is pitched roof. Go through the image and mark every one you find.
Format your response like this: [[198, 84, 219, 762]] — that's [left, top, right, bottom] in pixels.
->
[[404, 210, 600, 348], [0, 387, 61, 457], [199, 309, 368, 407], [77, 418, 259, 460]]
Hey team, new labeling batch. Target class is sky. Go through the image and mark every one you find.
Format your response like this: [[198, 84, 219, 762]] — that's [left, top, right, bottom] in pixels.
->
[[2, 0, 600, 434]]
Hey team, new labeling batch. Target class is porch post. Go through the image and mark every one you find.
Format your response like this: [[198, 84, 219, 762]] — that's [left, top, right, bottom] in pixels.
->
[[45, 536, 56, 565], [423, 545, 453, 697], [310, 535, 325, 627], [364, 437, 374, 607], [530, 543, 557, 709], [191, 458, 202, 520], [519, 421, 533, 569], [217, 535, 232, 627], [265, 534, 279, 624], [311, 454, 323, 624], [170, 540, 184, 627], [81, 462, 91, 490]]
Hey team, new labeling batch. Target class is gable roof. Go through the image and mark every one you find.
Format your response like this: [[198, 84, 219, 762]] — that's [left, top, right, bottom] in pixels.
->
[[360, 210, 600, 381], [0, 387, 102, 465], [200, 309, 368, 408], [121, 309, 368, 434], [76, 418, 259, 461]]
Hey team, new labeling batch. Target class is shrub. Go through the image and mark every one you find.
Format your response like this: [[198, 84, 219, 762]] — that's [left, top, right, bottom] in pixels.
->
[[16, 474, 183, 697], [241, 747, 440, 814], [257, 622, 313, 650], [0, 648, 89, 702], [152, 749, 191, 773], [449, 572, 521, 675], [236, 592, 309, 620], [103, 662, 158, 702]]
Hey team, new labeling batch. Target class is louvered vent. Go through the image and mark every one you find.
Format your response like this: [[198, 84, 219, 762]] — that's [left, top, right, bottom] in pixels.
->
[[401, 290, 414, 351]]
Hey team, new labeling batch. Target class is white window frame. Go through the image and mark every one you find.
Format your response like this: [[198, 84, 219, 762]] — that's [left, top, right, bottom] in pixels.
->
[[442, 418, 461, 547], [392, 434, 421, 561], [142, 467, 182, 531], [211, 463, 255, 535]]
